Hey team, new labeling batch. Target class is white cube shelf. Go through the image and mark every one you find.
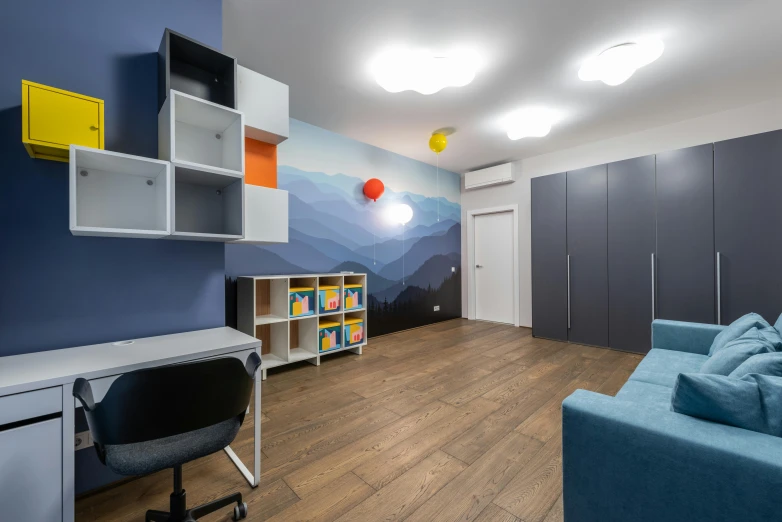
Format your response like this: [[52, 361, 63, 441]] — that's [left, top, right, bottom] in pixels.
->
[[230, 185, 288, 244], [159, 90, 245, 176], [170, 165, 244, 241], [237, 65, 289, 145], [69, 146, 171, 238], [237, 273, 367, 379]]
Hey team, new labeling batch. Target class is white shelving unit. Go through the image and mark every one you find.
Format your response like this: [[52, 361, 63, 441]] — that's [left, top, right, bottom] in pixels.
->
[[159, 89, 245, 177], [170, 165, 244, 240], [237, 65, 289, 145], [230, 185, 289, 244], [69, 146, 171, 238], [237, 273, 367, 380]]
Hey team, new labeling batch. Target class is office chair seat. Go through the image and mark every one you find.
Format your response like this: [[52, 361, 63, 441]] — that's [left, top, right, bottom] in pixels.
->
[[104, 417, 241, 476], [74, 352, 262, 521]]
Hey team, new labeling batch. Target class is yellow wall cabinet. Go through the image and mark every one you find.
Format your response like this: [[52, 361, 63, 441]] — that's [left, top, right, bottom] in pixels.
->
[[22, 80, 104, 162]]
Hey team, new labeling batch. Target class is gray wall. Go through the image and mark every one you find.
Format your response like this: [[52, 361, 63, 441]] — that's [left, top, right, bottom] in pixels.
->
[[460, 97, 782, 327]]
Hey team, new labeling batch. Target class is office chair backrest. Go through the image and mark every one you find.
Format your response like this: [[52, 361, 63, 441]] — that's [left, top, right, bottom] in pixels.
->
[[75, 353, 261, 446]]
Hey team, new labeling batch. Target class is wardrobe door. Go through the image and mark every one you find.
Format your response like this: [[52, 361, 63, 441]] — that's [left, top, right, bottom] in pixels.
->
[[607, 156, 656, 353], [656, 144, 715, 324], [714, 130, 782, 325], [567, 165, 609, 347], [531, 173, 568, 341]]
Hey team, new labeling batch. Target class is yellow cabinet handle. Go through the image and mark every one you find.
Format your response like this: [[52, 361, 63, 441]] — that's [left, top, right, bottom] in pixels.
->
[[90, 125, 99, 130]]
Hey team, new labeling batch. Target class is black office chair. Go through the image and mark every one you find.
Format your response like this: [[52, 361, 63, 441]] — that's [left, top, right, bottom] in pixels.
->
[[73, 352, 262, 522]]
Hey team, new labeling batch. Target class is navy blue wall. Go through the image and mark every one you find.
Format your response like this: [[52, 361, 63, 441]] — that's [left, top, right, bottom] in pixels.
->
[[0, 0, 225, 357], [0, 0, 225, 493]]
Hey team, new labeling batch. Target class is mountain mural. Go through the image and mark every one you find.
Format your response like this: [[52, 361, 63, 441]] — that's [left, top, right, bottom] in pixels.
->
[[225, 118, 462, 337]]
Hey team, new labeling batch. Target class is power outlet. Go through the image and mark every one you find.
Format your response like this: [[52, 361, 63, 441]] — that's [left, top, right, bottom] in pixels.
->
[[433, 305, 440, 311], [74, 430, 92, 451]]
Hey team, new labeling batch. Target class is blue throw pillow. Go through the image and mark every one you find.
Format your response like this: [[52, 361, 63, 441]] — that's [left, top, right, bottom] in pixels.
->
[[700, 327, 776, 375], [671, 373, 782, 437], [730, 352, 782, 379], [759, 326, 782, 351], [709, 312, 770, 356]]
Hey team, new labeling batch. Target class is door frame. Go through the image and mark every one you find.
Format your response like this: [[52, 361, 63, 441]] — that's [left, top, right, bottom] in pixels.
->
[[467, 204, 520, 327]]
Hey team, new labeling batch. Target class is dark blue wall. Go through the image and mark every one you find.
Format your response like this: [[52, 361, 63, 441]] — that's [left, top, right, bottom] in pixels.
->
[[0, 0, 225, 494], [0, 0, 225, 357]]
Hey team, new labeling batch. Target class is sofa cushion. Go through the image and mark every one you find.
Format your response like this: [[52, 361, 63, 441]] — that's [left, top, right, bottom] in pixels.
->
[[671, 373, 782, 437], [700, 327, 776, 376], [616, 380, 672, 410], [709, 312, 770, 356], [758, 326, 782, 351], [634, 348, 708, 375], [730, 352, 782, 379]]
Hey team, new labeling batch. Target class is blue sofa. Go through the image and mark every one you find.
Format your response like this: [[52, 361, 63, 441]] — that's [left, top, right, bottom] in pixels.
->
[[562, 319, 782, 522]]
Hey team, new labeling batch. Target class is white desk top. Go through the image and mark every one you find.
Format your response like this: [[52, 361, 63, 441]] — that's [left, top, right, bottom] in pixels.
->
[[0, 327, 260, 397]]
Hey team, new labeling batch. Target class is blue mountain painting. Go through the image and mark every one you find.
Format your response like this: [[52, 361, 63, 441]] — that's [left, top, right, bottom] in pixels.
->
[[225, 119, 462, 336]]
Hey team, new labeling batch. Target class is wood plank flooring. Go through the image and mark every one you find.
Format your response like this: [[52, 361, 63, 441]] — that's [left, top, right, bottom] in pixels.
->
[[75, 319, 642, 522]]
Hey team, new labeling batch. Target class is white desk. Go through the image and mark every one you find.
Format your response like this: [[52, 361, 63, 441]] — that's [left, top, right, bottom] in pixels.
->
[[0, 327, 262, 522]]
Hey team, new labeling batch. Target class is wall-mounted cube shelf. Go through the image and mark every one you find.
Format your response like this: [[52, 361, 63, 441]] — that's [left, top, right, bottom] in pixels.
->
[[158, 28, 237, 110], [159, 90, 245, 177], [170, 165, 244, 241], [237, 65, 289, 145], [69, 146, 170, 238], [230, 185, 288, 244], [237, 273, 367, 379], [23, 80, 104, 162]]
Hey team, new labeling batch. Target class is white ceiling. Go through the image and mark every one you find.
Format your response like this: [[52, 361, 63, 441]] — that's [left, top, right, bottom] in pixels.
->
[[224, 0, 782, 173]]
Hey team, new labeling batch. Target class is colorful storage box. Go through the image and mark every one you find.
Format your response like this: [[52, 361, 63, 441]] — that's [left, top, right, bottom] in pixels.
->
[[344, 284, 363, 310], [319, 321, 341, 352], [319, 285, 341, 314], [344, 318, 364, 347], [289, 287, 315, 317]]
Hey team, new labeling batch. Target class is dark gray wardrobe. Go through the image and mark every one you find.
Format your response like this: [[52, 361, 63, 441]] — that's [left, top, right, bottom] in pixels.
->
[[531, 173, 568, 341], [567, 166, 609, 347], [531, 129, 782, 353], [714, 130, 782, 324], [656, 145, 715, 324], [607, 156, 656, 353]]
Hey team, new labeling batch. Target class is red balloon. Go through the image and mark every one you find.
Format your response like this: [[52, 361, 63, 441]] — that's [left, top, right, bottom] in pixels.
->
[[363, 178, 385, 201]]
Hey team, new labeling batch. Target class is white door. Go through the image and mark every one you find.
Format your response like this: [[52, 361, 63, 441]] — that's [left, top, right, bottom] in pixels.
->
[[474, 211, 515, 324]]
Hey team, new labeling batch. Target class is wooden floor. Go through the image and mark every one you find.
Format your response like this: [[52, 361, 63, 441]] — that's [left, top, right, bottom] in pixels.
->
[[76, 319, 642, 522]]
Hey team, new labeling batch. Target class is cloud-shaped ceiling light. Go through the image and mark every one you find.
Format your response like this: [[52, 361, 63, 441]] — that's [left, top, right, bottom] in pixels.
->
[[504, 108, 560, 140], [579, 40, 664, 86], [373, 48, 479, 95]]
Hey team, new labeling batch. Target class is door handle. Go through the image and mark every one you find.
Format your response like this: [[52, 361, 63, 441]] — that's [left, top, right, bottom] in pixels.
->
[[716, 251, 721, 325], [567, 254, 571, 330], [475, 264, 483, 268], [651, 253, 656, 322]]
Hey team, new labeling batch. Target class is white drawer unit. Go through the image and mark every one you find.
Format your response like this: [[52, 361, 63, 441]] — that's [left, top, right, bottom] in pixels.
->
[[0, 386, 61, 425], [0, 417, 63, 522]]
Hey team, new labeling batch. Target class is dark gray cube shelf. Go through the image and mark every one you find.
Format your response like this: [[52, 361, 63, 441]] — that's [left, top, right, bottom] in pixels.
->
[[158, 28, 237, 111]]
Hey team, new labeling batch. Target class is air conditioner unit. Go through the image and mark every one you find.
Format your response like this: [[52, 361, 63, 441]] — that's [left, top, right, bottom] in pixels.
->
[[464, 163, 515, 190]]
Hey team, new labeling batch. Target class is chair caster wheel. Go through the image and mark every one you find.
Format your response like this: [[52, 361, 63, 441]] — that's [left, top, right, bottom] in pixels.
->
[[233, 502, 248, 520]]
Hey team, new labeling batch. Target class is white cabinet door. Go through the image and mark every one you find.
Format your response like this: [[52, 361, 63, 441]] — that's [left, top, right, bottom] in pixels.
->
[[474, 211, 515, 324], [0, 417, 63, 521]]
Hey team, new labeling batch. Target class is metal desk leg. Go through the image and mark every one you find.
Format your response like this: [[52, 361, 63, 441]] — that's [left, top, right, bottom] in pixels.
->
[[63, 385, 75, 522], [224, 346, 262, 487]]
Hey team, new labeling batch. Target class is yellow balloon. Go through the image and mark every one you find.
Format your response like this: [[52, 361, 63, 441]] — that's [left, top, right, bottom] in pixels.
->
[[429, 133, 447, 154]]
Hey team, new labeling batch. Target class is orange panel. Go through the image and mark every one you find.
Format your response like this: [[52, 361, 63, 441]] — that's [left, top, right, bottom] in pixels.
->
[[245, 138, 277, 188]]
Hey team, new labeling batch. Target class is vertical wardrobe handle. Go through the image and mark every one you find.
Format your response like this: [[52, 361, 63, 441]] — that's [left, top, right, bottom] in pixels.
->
[[567, 254, 571, 329], [716, 251, 721, 325], [651, 253, 656, 321]]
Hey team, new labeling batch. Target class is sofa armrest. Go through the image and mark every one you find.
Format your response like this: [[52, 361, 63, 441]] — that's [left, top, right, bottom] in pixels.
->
[[651, 319, 724, 355], [562, 390, 782, 522]]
